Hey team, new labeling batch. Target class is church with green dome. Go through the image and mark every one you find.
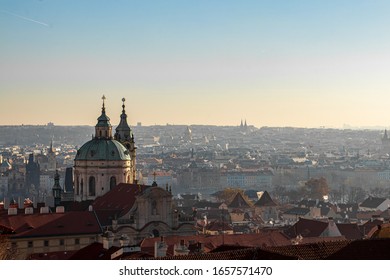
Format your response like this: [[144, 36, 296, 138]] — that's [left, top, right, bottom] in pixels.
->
[[74, 96, 136, 201]]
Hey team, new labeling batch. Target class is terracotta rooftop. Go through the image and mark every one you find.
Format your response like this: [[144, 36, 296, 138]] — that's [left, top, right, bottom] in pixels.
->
[[267, 240, 350, 260], [70, 242, 120, 260], [92, 183, 149, 217], [153, 246, 296, 260], [336, 223, 363, 240], [284, 218, 329, 238], [327, 239, 390, 260], [0, 211, 102, 238], [140, 231, 291, 253]]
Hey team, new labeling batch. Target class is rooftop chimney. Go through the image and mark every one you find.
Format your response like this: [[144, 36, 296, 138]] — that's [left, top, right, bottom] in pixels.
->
[[40, 206, 49, 214], [154, 236, 168, 258], [174, 239, 190, 256], [102, 231, 115, 250], [119, 234, 130, 247], [8, 208, 17, 215], [25, 207, 34, 215], [56, 206, 65, 213]]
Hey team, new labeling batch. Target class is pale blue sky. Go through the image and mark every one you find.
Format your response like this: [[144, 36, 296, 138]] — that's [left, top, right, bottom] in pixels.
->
[[1, 0, 390, 127]]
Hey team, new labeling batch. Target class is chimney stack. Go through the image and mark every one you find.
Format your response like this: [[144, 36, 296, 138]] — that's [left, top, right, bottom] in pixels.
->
[[154, 236, 168, 258]]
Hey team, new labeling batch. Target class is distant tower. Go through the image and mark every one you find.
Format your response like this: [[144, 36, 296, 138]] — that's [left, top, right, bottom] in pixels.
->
[[114, 98, 137, 183], [25, 154, 40, 193], [52, 170, 62, 207], [184, 126, 192, 141], [47, 139, 57, 171], [382, 129, 390, 153], [64, 167, 74, 193]]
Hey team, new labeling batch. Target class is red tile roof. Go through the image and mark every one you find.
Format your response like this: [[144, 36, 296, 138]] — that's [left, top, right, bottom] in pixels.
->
[[140, 231, 290, 253], [327, 239, 390, 260], [284, 218, 329, 238], [0, 211, 101, 238], [268, 240, 350, 260], [336, 223, 363, 240], [92, 183, 149, 217], [70, 242, 120, 260]]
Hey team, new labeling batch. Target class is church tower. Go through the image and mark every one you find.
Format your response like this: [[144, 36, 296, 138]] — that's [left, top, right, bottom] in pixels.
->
[[52, 170, 62, 207], [47, 139, 57, 171], [74, 96, 132, 201], [114, 98, 137, 183]]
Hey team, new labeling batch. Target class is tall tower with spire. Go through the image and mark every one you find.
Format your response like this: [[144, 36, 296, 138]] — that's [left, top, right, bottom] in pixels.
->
[[47, 139, 57, 171], [114, 98, 137, 182], [74, 96, 132, 201]]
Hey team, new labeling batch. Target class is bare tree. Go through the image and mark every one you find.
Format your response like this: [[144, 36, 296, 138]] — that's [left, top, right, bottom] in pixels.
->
[[0, 235, 17, 260]]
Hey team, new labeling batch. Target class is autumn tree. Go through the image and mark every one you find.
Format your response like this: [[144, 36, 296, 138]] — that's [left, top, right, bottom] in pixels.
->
[[303, 177, 329, 200], [0, 235, 17, 260], [212, 188, 252, 204]]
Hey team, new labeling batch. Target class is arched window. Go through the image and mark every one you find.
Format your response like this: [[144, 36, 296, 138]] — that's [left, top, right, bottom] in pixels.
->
[[89, 176, 96, 196], [110, 176, 116, 190], [80, 179, 84, 194], [152, 229, 160, 237]]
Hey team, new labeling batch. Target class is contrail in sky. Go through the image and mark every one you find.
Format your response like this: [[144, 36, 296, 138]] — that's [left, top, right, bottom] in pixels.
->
[[1, 9, 50, 27]]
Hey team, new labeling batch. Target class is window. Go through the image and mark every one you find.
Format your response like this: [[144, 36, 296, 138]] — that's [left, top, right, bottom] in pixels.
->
[[60, 239, 64, 246], [110, 176, 116, 190], [44, 240, 49, 247], [28, 241, 33, 248], [89, 176, 96, 196], [75, 238, 80, 245]]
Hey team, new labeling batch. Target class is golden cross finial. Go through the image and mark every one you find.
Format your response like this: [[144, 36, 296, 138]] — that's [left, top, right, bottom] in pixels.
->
[[153, 171, 157, 181]]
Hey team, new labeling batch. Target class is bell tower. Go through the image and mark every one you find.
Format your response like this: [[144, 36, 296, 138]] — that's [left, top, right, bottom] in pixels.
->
[[114, 98, 136, 182]]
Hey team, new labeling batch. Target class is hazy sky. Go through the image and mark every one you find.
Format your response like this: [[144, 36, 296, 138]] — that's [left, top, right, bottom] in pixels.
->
[[1, 0, 390, 127]]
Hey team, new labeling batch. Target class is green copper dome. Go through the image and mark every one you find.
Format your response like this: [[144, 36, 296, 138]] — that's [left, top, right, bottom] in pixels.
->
[[75, 139, 130, 161]]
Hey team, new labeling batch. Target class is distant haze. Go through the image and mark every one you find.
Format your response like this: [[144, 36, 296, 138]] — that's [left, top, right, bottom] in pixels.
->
[[1, 1, 390, 128]]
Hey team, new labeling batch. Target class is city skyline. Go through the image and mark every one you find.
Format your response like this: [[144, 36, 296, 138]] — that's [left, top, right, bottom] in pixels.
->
[[2, 0, 390, 128]]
